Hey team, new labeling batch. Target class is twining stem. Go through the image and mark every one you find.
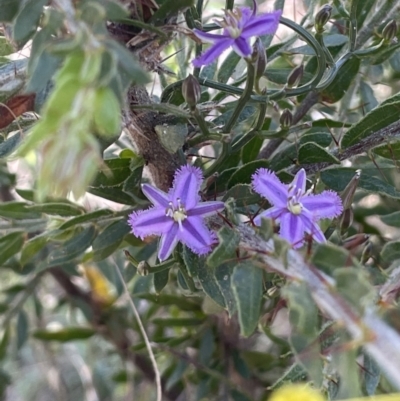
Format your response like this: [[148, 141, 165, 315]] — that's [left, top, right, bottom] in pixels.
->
[[223, 60, 255, 133], [193, 107, 209, 136]]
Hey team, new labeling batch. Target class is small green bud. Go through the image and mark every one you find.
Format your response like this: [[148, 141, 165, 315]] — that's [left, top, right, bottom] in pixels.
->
[[315, 4, 332, 33], [280, 108, 293, 128], [382, 20, 398, 43], [287, 65, 304, 88], [252, 38, 267, 80], [182, 74, 201, 110]]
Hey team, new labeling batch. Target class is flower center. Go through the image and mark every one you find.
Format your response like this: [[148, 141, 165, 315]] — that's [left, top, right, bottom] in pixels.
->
[[166, 199, 187, 228], [217, 9, 243, 38], [287, 190, 303, 215]]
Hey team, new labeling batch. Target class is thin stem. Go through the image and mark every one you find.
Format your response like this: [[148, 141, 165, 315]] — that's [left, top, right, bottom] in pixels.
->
[[223, 61, 255, 133], [114, 264, 163, 401], [204, 141, 229, 177], [193, 107, 209, 136]]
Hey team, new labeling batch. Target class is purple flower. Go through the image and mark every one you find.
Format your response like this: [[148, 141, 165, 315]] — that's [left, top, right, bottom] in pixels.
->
[[128, 165, 225, 261], [192, 2, 282, 67], [251, 168, 343, 248]]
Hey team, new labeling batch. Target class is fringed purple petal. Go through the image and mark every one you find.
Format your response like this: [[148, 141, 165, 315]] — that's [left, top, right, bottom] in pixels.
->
[[251, 168, 288, 207], [141, 184, 170, 207], [192, 38, 233, 67], [279, 212, 305, 248], [128, 208, 173, 239], [170, 165, 203, 209], [254, 206, 284, 225], [192, 29, 230, 43], [158, 224, 179, 261], [301, 190, 343, 220], [300, 211, 326, 243], [188, 201, 225, 217], [241, 10, 282, 39], [232, 37, 252, 57], [238, 7, 253, 28], [179, 216, 216, 255], [289, 169, 306, 197]]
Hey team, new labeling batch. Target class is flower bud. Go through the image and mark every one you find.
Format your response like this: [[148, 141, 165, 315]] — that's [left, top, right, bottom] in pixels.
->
[[339, 207, 353, 234], [252, 38, 267, 80], [361, 242, 373, 264], [315, 4, 332, 33], [343, 234, 369, 250], [182, 74, 201, 109], [340, 169, 361, 210], [382, 20, 398, 43], [287, 65, 303, 88], [280, 108, 293, 128]]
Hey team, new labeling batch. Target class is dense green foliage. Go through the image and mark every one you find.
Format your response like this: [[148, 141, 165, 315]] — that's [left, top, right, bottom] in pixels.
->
[[0, 0, 400, 400]]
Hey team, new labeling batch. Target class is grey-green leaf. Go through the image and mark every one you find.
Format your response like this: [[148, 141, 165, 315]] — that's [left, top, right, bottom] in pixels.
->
[[232, 261, 263, 337]]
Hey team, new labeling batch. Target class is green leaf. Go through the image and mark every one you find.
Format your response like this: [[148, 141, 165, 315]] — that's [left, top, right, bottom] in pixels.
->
[[215, 262, 237, 317], [92, 219, 131, 261], [311, 243, 351, 275], [88, 185, 135, 205], [0, 232, 24, 266], [222, 184, 262, 207], [150, 0, 194, 23], [16, 310, 28, 349], [101, 0, 129, 19], [59, 209, 114, 230], [13, 0, 48, 47], [153, 269, 169, 294], [0, 132, 22, 157], [197, 263, 226, 308], [381, 241, 400, 263], [242, 135, 264, 164], [90, 158, 132, 187], [284, 282, 323, 386], [334, 268, 373, 312], [341, 92, 400, 149], [218, 52, 241, 84], [155, 124, 188, 153], [104, 38, 149, 84], [363, 352, 381, 396], [320, 168, 400, 199], [0, 0, 23, 22], [20, 232, 50, 266], [207, 227, 240, 268], [26, 202, 84, 217], [298, 142, 340, 164], [93, 87, 121, 136], [33, 327, 95, 342], [231, 261, 263, 337], [136, 293, 200, 312], [380, 211, 400, 227], [359, 81, 378, 113], [227, 159, 270, 189], [47, 225, 97, 266], [0, 202, 42, 219], [373, 142, 400, 159], [320, 57, 360, 104], [270, 132, 331, 171]]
